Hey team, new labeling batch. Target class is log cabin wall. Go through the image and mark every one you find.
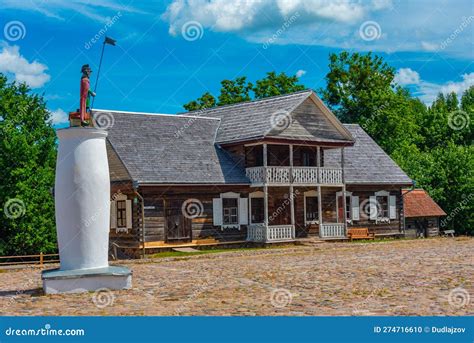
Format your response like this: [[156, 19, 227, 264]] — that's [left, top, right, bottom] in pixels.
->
[[346, 185, 403, 236], [140, 185, 251, 243], [405, 217, 440, 238]]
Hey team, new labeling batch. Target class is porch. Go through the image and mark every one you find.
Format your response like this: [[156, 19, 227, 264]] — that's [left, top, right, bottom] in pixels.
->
[[247, 223, 346, 243], [245, 186, 349, 243]]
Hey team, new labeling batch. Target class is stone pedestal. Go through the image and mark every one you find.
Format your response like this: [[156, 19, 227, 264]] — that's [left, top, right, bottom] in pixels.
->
[[42, 127, 131, 294]]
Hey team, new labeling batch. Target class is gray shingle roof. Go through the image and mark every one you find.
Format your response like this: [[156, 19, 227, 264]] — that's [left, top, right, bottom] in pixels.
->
[[97, 110, 249, 184], [183, 90, 353, 144], [325, 124, 413, 185]]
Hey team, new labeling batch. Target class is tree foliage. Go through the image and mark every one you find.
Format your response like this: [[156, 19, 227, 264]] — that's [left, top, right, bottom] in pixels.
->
[[322, 51, 473, 235], [183, 71, 305, 111], [0, 74, 57, 255]]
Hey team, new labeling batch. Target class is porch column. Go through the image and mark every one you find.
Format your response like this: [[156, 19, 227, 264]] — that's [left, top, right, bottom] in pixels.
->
[[263, 143, 269, 241], [316, 146, 320, 184], [341, 147, 347, 234], [289, 145, 295, 238], [317, 146, 323, 237]]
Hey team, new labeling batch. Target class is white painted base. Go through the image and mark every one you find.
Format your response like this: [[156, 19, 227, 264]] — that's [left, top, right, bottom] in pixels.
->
[[42, 266, 132, 294]]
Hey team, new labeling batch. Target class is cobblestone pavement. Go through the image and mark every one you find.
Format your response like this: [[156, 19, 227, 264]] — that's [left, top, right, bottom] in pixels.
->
[[0, 238, 472, 316]]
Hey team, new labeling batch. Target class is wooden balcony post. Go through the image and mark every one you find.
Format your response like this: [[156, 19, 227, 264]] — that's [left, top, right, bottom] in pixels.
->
[[316, 146, 321, 184], [263, 143, 268, 184], [318, 185, 323, 238], [39, 252, 43, 266], [341, 147, 347, 234], [264, 184, 269, 242]]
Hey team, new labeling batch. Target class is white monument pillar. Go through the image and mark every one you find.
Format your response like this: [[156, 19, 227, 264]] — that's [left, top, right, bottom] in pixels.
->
[[42, 127, 132, 294]]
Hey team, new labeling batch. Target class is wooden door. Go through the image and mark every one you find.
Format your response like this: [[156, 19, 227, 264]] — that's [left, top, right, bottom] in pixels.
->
[[165, 200, 192, 242]]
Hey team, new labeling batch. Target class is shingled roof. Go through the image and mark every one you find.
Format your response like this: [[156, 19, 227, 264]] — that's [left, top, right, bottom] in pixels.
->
[[183, 90, 354, 145], [325, 124, 413, 185], [402, 189, 446, 217], [98, 110, 249, 185]]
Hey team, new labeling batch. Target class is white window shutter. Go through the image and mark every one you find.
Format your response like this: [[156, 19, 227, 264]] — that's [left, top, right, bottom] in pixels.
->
[[125, 200, 132, 229], [389, 195, 396, 219], [212, 198, 222, 226], [369, 196, 377, 220], [352, 196, 359, 221], [239, 198, 248, 225], [110, 201, 117, 229]]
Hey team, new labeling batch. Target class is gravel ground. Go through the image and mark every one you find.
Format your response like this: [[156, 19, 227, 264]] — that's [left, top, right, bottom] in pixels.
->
[[0, 237, 472, 316]]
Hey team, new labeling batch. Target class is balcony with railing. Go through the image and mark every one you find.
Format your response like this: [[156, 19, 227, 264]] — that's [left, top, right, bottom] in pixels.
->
[[245, 166, 343, 186]]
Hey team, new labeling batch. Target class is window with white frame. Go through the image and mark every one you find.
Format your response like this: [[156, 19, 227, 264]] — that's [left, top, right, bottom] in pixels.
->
[[304, 190, 319, 224], [110, 193, 132, 232], [370, 191, 396, 222], [212, 192, 248, 229], [223, 198, 238, 224]]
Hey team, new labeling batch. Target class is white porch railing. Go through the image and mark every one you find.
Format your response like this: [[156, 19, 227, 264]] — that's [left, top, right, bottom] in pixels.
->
[[292, 167, 319, 184], [245, 166, 343, 185], [320, 223, 346, 238], [319, 168, 343, 184], [247, 224, 295, 243]]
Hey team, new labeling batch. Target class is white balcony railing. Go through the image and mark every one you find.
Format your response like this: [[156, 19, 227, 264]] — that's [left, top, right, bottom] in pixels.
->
[[247, 224, 295, 243], [245, 166, 342, 185], [320, 223, 346, 238]]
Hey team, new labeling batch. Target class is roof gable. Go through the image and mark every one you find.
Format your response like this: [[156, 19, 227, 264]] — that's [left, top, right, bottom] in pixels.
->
[[268, 95, 353, 143], [184, 90, 353, 145]]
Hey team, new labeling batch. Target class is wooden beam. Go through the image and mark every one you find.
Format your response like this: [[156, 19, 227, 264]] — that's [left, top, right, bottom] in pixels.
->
[[341, 147, 347, 235]]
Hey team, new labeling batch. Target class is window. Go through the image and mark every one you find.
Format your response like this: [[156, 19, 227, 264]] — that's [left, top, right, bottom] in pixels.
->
[[371, 191, 396, 222], [376, 195, 389, 218], [222, 198, 238, 225], [305, 196, 318, 222], [116, 200, 127, 228], [251, 197, 264, 223], [301, 148, 316, 167]]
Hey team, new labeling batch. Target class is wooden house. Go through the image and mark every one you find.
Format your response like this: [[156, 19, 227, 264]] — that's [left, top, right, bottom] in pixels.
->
[[402, 189, 446, 238], [98, 90, 414, 256]]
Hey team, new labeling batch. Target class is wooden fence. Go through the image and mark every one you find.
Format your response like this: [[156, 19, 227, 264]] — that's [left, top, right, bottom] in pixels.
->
[[0, 253, 59, 266]]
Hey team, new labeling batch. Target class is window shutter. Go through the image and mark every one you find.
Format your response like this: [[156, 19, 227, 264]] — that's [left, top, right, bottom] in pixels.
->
[[212, 198, 222, 226], [389, 195, 396, 219], [351, 196, 359, 221], [110, 201, 117, 229], [239, 198, 248, 225], [125, 200, 132, 229], [369, 196, 377, 220]]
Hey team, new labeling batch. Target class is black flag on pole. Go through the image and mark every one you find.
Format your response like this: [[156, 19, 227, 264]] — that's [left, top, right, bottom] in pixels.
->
[[104, 36, 116, 46]]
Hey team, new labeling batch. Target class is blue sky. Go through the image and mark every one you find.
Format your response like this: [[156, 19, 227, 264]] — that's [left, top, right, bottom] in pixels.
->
[[0, 0, 472, 127]]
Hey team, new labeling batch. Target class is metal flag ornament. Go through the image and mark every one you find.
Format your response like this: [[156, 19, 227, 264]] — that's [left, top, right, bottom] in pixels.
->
[[91, 36, 116, 109]]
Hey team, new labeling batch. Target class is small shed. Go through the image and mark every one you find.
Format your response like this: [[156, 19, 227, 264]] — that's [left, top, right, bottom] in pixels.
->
[[402, 189, 446, 238]]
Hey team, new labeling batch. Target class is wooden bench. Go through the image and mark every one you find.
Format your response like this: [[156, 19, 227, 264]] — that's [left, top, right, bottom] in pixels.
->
[[443, 229, 455, 237], [348, 228, 375, 241]]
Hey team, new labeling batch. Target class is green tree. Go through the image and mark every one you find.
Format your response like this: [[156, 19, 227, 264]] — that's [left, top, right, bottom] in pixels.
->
[[183, 72, 306, 111], [183, 92, 216, 111], [253, 71, 305, 99], [0, 74, 57, 255], [218, 77, 253, 105], [320, 51, 395, 123]]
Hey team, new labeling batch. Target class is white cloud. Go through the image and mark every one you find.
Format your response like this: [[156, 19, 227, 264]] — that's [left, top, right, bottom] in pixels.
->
[[295, 69, 306, 78], [413, 73, 474, 104], [49, 108, 69, 125], [394, 68, 420, 85], [0, 44, 50, 88], [162, 0, 472, 58], [162, 0, 391, 36], [1, 0, 143, 23]]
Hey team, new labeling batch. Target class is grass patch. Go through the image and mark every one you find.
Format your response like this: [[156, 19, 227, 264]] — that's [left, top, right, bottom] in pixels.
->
[[347, 237, 409, 244], [146, 245, 292, 259]]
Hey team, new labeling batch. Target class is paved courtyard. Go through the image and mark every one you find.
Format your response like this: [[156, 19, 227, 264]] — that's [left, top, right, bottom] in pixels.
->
[[0, 238, 472, 316]]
